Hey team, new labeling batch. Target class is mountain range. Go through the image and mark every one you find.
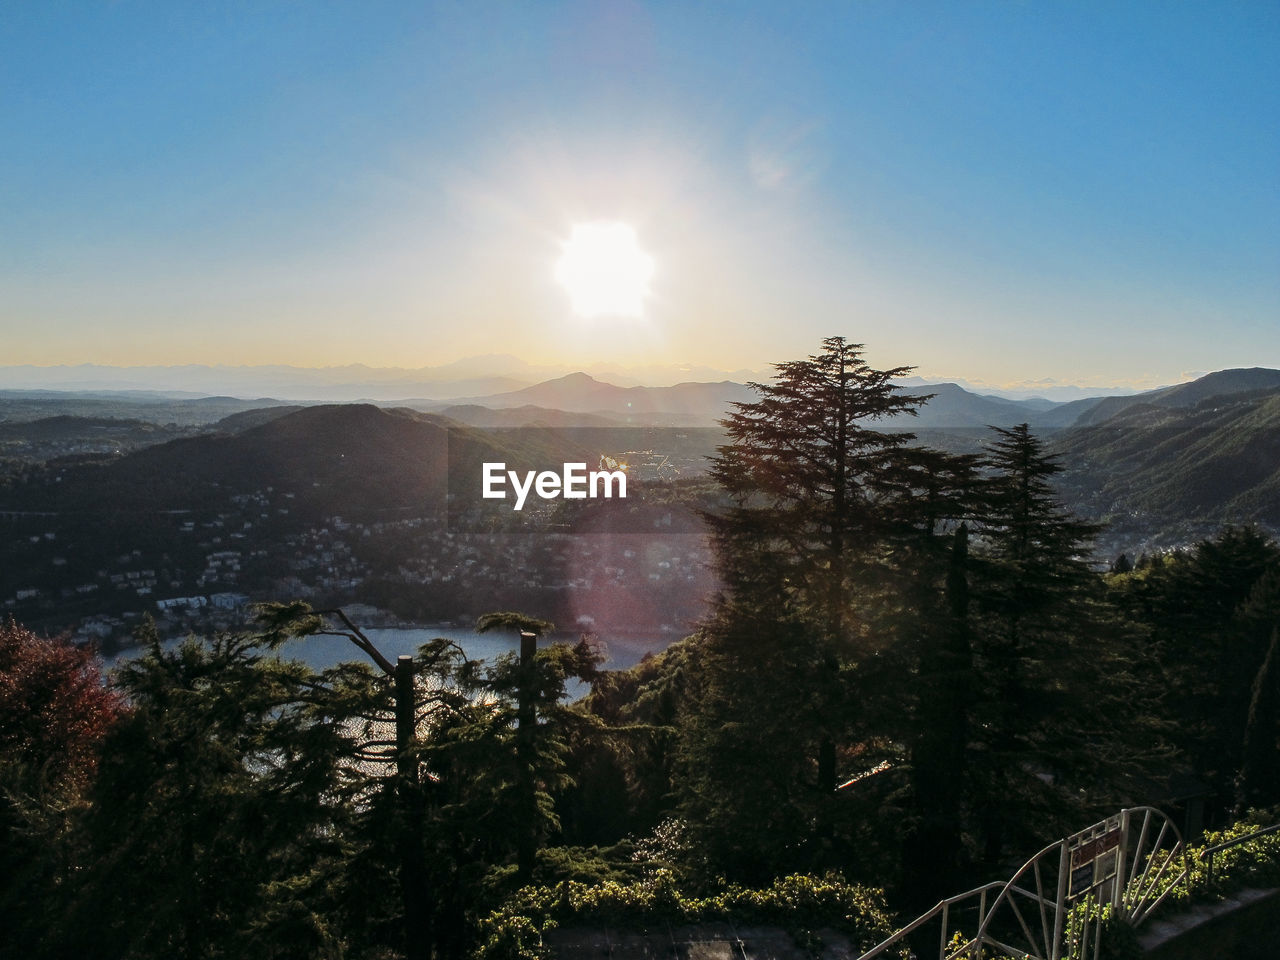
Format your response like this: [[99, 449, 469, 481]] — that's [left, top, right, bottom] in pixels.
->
[[2, 366, 1277, 555], [1054, 386, 1280, 544], [0, 358, 1153, 404], [0, 357, 768, 401], [415, 367, 1280, 432], [8, 405, 597, 518]]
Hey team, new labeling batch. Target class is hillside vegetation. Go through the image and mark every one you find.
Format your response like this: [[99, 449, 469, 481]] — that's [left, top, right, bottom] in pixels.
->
[[1053, 389, 1280, 537]]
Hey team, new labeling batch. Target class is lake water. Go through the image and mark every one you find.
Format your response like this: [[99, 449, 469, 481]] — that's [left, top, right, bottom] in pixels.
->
[[106, 626, 663, 692]]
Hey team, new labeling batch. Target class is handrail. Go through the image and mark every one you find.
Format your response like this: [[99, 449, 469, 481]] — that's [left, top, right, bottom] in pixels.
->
[[1198, 822, 1280, 885], [858, 807, 1190, 960], [857, 881, 1006, 959]]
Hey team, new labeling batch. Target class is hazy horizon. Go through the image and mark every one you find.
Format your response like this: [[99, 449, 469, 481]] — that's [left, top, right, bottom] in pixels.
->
[[0, 354, 1186, 403]]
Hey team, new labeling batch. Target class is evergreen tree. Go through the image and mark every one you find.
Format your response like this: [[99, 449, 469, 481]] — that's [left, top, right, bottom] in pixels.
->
[[707, 336, 928, 647], [686, 338, 984, 884], [676, 608, 843, 883], [967, 424, 1152, 862], [1113, 526, 1280, 816], [902, 524, 976, 903], [1237, 626, 1280, 812], [465, 615, 601, 886], [60, 625, 376, 960], [569, 636, 702, 846]]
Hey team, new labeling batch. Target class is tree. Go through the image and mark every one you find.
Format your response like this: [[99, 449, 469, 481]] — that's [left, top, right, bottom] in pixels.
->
[[966, 424, 1147, 863], [685, 338, 985, 884], [256, 600, 474, 960], [58, 622, 377, 960], [470, 614, 601, 885], [707, 336, 929, 646], [676, 608, 844, 883], [0, 618, 123, 785], [1112, 526, 1280, 817], [0, 620, 124, 958], [571, 635, 703, 846], [1237, 626, 1280, 812], [901, 523, 977, 903]]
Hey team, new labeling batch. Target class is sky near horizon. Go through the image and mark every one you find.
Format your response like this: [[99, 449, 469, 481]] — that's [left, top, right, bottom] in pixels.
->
[[2, 2, 1277, 389]]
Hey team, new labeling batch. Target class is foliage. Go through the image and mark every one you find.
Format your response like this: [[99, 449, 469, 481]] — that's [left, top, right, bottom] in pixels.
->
[[963, 424, 1156, 863], [571, 637, 702, 842], [475, 872, 903, 960], [687, 338, 982, 888], [675, 612, 853, 883], [706, 336, 937, 642], [1094, 912, 1144, 960], [56, 622, 378, 960], [1109, 526, 1280, 815], [0, 620, 125, 958], [259, 602, 604, 954], [476, 612, 556, 637], [1181, 812, 1280, 900], [1099, 809, 1280, 943], [0, 618, 124, 784], [1238, 627, 1280, 810], [684, 346, 1166, 898]]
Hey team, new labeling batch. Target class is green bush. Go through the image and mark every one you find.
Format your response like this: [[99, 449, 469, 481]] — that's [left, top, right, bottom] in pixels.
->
[[1138, 810, 1280, 915], [474, 914, 549, 960], [1191, 814, 1280, 894], [475, 871, 901, 959]]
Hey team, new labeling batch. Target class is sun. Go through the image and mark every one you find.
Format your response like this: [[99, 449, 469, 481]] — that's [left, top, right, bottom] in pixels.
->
[[554, 221, 655, 319]]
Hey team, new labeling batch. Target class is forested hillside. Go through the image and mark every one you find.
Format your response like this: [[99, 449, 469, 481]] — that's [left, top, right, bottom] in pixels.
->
[[1053, 388, 1280, 547]]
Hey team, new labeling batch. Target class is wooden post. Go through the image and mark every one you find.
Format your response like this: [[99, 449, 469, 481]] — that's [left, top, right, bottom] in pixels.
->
[[395, 655, 431, 960], [310, 611, 435, 959], [516, 631, 537, 882]]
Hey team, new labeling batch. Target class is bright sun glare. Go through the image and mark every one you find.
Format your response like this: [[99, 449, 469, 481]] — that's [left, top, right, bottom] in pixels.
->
[[555, 221, 654, 319]]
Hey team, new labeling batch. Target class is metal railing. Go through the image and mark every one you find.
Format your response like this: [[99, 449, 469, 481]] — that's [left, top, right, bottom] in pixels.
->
[[857, 881, 1006, 959], [1199, 822, 1280, 886], [856, 807, 1190, 960]]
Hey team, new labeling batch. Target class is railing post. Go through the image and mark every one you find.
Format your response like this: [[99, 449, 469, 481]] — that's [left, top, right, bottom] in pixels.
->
[[1114, 809, 1129, 912], [1050, 839, 1069, 960]]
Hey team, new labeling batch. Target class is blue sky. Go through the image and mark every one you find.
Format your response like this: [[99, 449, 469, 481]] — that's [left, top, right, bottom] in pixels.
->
[[2, 2, 1277, 389]]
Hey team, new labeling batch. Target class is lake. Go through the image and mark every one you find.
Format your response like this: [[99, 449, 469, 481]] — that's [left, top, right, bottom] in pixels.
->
[[105, 626, 665, 695]]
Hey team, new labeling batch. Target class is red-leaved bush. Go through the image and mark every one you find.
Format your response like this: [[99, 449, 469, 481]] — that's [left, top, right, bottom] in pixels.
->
[[0, 619, 124, 784]]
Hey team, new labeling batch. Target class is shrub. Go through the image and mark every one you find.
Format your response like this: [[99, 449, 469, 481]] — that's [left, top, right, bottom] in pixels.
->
[[475, 871, 901, 959]]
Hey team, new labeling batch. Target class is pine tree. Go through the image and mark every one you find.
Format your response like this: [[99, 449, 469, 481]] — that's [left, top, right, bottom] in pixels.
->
[[61, 625, 375, 959], [470, 613, 599, 885], [902, 524, 977, 903], [968, 424, 1138, 862], [676, 608, 837, 883], [685, 338, 985, 882], [707, 336, 929, 646], [1237, 626, 1280, 812], [1115, 527, 1280, 814]]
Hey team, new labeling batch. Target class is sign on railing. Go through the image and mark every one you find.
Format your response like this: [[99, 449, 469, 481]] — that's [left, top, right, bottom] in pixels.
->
[[856, 806, 1190, 960]]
